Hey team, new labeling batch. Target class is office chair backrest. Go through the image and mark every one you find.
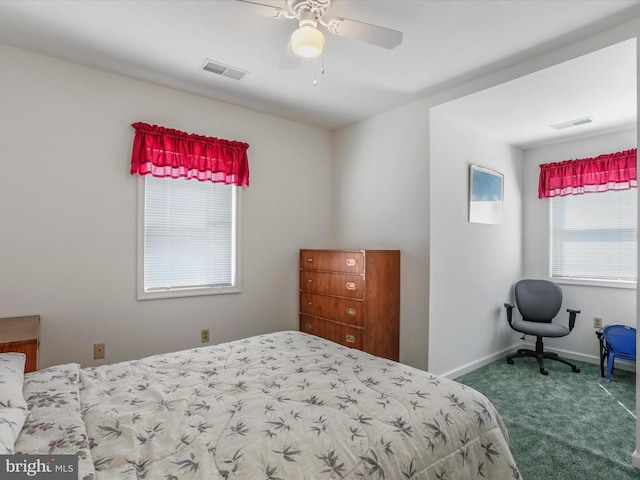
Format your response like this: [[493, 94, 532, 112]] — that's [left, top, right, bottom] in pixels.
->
[[515, 279, 562, 323]]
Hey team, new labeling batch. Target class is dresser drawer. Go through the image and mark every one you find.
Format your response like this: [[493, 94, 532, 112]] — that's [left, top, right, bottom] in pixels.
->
[[300, 271, 364, 299], [300, 315, 320, 336], [300, 250, 364, 274], [300, 315, 363, 350], [300, 292, 364, 327]]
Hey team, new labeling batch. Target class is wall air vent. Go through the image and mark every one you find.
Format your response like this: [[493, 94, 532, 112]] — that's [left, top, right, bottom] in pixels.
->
[[550, 116, 594, 130], [202, 60, 249, 80]]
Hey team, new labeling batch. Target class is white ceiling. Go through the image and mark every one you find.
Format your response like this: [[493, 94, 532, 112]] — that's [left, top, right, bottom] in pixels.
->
[[0, 0, 638, 146], [436, 38, 637, 148]]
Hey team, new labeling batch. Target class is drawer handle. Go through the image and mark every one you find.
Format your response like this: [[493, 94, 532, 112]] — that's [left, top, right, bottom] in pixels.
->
[[346, 307, 356, 316], [346, 334, 356, 344], [346, 258, 357, 267], [346, 282, 357, 290], [306, 257, 313, 263], [306, 278, 313, 283], [306, 300, 313, 306], [305, 323, 313, 331]]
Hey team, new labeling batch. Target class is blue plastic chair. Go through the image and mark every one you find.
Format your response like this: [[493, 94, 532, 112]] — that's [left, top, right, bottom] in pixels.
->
[[602, 325, 636, 381]]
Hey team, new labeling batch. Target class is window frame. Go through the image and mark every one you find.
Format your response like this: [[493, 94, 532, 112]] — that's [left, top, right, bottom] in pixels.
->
[[136, 176, 242, 300], [547, 189, 637, 290]]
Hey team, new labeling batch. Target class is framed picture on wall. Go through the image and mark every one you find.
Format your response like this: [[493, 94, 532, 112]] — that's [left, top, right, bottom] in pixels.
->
[[469, 164, 503, 224]]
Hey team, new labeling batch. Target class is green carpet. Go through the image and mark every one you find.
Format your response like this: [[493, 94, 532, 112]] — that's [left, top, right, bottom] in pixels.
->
[[456, 357, 639, 480]]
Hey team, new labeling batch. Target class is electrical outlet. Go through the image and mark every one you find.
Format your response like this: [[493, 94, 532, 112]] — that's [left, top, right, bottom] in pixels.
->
[[593, 316, 603, 329], [93, 343, 105, 359], [201, 329, 210, 343]]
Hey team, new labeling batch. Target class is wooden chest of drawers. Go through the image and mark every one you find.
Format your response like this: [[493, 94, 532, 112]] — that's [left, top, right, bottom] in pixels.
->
[[299, 249, 400, 361]]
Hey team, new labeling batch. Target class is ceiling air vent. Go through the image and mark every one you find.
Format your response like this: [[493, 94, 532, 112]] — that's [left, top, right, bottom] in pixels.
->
[[202, 60, 249, 80], [550, 116, 594, 130]]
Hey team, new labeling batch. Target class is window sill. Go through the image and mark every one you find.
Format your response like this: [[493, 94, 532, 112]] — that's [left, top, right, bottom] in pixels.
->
[[550, 277, 636, 290], [137, 285, 241, 300]]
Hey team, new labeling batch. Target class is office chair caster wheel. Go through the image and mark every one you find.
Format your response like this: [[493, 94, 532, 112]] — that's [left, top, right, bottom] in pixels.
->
[[507, 358, 514, 365], [572, 366, 580, 373], [540, 368, 548, 375]]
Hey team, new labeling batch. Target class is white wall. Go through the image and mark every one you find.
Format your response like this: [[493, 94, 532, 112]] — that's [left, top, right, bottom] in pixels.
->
[[333, 100, 431, 369], [0, 44, 334, 368], [523, 128, 637, 362], [428, 111, 523, 376], [332, 98, 523, 376]]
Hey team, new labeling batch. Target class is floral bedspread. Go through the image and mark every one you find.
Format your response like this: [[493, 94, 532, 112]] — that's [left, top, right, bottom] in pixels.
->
[[14, 362, 96, 480], [16, 331, 521, 479]]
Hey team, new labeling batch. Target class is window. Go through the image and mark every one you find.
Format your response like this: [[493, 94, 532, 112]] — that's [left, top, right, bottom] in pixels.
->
[[550, 189, 636, 285], [137, 176, 240, 300]]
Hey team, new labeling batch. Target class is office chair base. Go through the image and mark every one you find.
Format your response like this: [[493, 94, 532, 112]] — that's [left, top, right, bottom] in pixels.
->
[[507, 340, 581, 375]]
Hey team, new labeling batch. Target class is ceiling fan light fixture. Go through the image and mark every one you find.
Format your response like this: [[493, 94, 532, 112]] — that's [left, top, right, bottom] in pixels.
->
[[291, 24, 324, 58]]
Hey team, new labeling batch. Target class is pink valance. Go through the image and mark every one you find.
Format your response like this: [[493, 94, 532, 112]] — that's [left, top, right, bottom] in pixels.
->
[[538, 148, 636, 198], [130, 122, 250, 186]]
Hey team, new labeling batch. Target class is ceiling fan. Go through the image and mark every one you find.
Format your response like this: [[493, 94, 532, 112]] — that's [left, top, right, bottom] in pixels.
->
[[237, 0, 403, 59]]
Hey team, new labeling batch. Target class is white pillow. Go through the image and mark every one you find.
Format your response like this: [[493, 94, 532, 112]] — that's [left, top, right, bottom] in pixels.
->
[[0, 353, 28, 454]]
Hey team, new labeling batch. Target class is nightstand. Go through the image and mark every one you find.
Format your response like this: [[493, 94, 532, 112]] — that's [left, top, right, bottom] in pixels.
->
[[0, 315, 40, 372]]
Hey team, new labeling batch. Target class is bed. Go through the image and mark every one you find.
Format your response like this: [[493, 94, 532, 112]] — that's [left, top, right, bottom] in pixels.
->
[[2, 331, 521, 479]]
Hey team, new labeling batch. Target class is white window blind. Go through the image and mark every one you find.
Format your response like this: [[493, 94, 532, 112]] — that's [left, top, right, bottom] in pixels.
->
[[140, 176, 238, 298], [550, 189, 637, 282]]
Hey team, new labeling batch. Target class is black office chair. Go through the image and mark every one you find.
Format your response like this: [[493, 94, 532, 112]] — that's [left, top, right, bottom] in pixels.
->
[[504, 279, 580, 375]]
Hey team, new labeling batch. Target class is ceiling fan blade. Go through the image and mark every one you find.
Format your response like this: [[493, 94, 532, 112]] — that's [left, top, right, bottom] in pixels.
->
[[235, 0, 293, 19], [324, 17, 402, 49], [279, 38, 302, 69]]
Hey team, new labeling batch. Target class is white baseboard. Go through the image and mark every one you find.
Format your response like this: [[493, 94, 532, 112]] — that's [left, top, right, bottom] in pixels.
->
[[633, 450, 640, 469], [443, 344, 520, 379], [520, 342, 636, 372], [444, 342, 636, 380]]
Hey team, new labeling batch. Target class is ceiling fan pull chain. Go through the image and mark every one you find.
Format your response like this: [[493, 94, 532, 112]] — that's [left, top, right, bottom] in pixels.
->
[[312, 51, 325, 86], [313, 59, 317, 86], [313, 56, 318, 86]]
